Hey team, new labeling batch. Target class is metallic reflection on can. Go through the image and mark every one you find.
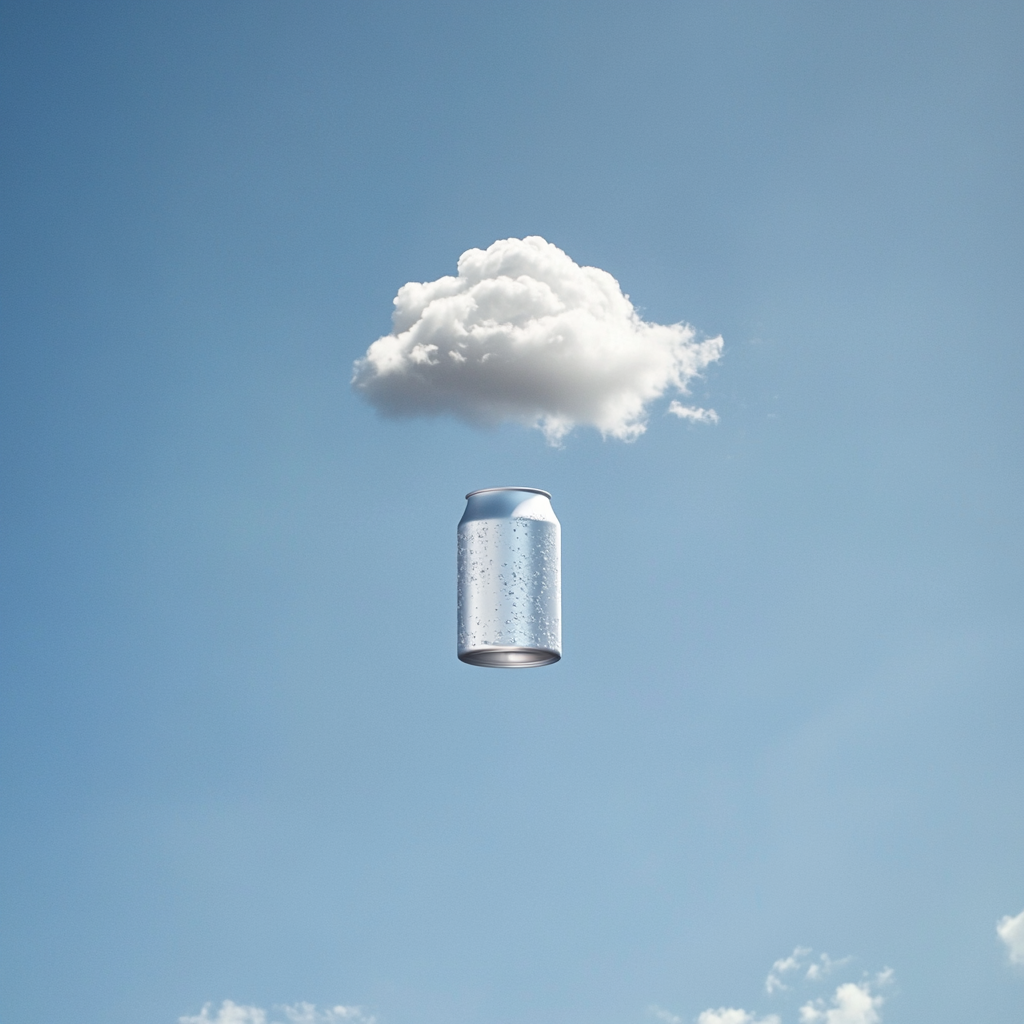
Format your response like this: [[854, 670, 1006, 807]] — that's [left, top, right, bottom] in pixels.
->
[[457, 487, 561, 668]]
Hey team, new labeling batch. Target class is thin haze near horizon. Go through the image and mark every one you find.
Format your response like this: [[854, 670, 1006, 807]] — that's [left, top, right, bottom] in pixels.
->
[[1, 3, 1022, 1024]]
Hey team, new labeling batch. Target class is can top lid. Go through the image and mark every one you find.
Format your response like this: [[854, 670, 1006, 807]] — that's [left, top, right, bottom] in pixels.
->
[[465, 486, 551, 500]]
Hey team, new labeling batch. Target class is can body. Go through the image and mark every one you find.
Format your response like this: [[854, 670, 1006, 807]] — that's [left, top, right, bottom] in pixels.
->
[[457, 487, 561, 668]]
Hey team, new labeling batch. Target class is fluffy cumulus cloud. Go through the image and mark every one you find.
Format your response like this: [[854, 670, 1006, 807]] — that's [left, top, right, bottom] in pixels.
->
[[352, 236, 723, 443], [798, 983, 883, 1024], [179, 1002, 373, 1024], [998, 907, 1024, 965]]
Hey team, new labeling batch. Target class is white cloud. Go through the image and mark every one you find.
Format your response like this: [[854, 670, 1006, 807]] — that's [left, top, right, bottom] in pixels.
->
[[661, 947, 892, 1024], [766, 946, 812, 993], [180, 1003, 373, 1024], [181, 1003, 266, 1024], [697, 1009, 780, 1024], [997, 908, 1024, 965], [799, 983, 883, 1024], [805, 953, 851, 981], [352, 236, 723, 443], [667, 401, 719, 424], [280, 1005, 374, 1024], [649, 1004, 683, 1024]]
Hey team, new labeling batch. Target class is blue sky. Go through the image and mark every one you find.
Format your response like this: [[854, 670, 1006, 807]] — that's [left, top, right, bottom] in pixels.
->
[[1, 3, 1022, 1023]]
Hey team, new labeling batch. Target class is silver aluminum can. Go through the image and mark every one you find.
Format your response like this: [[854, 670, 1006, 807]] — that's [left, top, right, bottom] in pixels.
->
[[457, 487, 561, 668]]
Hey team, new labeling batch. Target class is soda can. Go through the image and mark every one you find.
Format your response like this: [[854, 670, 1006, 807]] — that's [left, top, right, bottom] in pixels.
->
[[457, 487, 561, 668]]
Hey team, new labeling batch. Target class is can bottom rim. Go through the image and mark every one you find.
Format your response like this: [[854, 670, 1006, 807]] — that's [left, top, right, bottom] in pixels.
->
[[458, 646, 561, 669]]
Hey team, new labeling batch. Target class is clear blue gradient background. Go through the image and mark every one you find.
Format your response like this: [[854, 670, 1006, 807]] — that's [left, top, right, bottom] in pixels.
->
[[1, 2, 1022, 1023]]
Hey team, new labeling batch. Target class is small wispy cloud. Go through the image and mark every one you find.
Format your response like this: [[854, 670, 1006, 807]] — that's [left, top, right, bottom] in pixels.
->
[[652, 947, 892, 1024], [766, 947, 812, 993], [697, 1009, 781, 1024], [649, 1004, 684, 1024], [352, 236, 722, 443], [179, 1002, 266, 1024], [179, 1002, 374, 1024], [667, 402, 719, 424], [805, 954, 852, 982], [997, 907, 1024, 966]]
